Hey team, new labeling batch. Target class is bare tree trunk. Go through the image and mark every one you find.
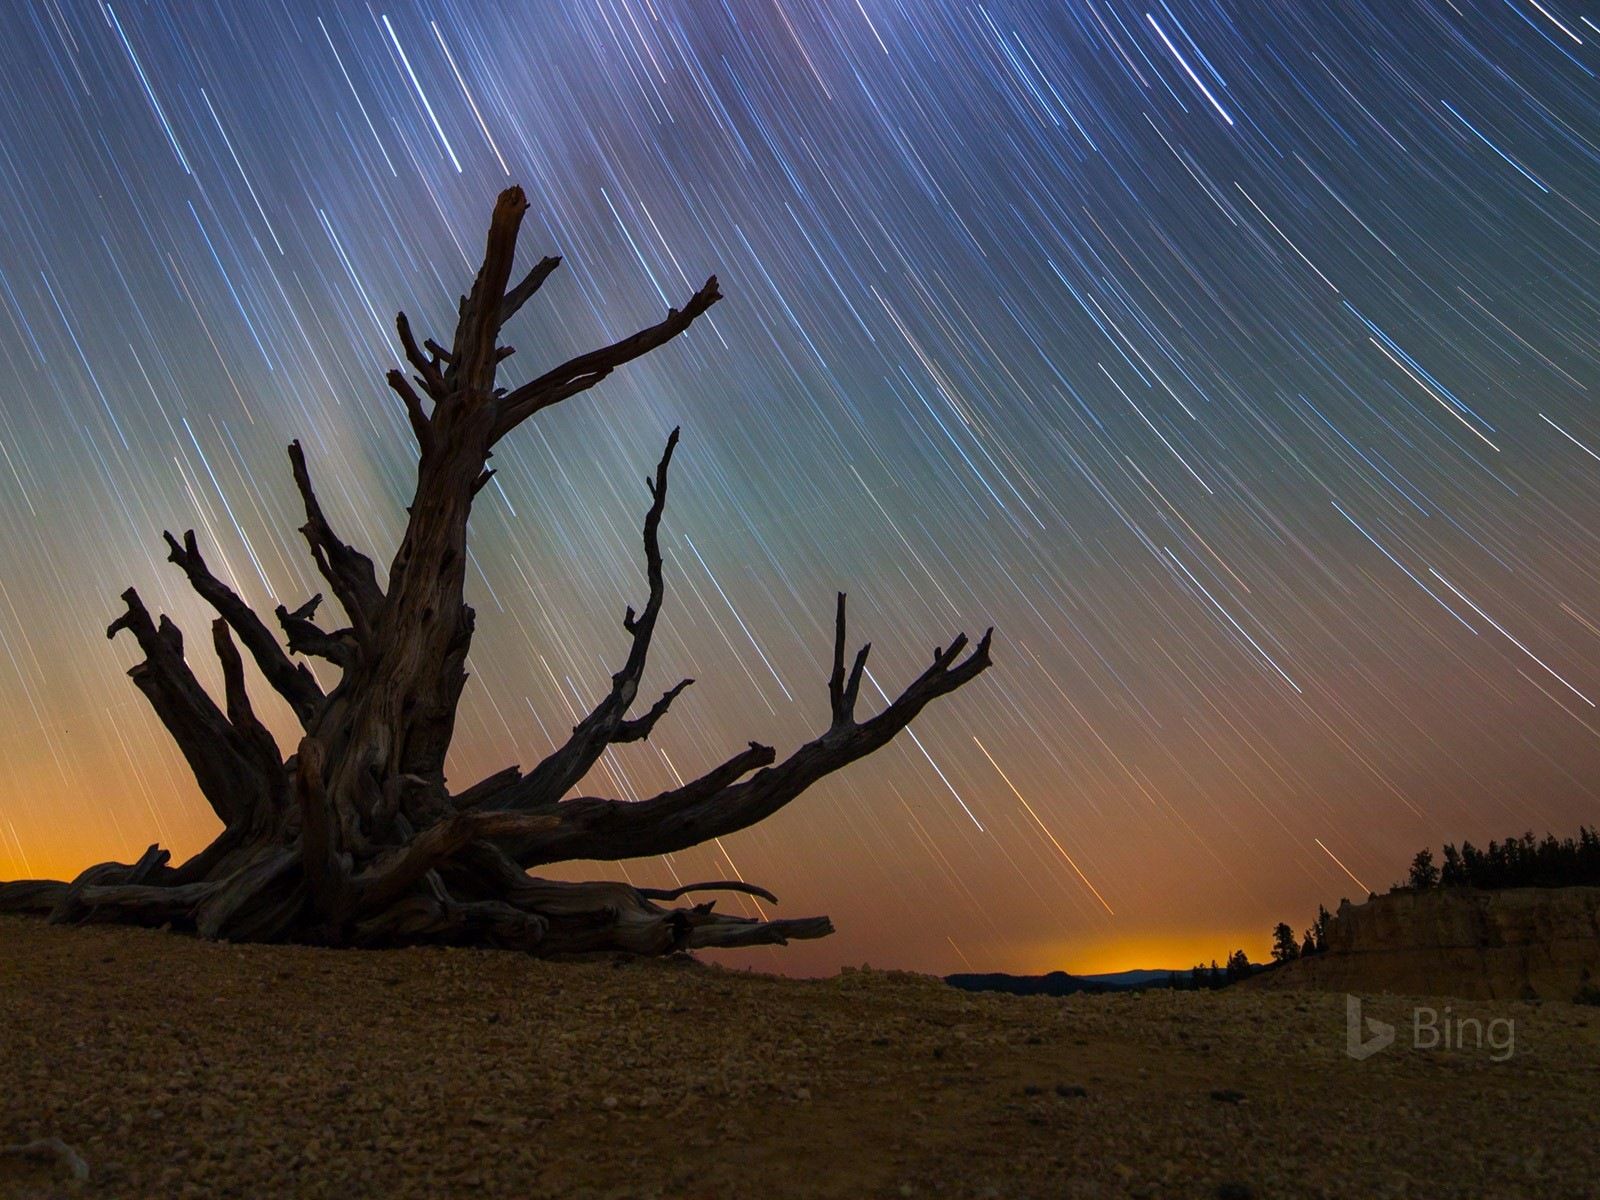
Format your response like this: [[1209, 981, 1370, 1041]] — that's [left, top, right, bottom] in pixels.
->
[[0, 186, 992, 956]]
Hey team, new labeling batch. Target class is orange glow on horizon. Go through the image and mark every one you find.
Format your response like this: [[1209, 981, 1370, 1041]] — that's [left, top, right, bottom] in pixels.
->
[[1041, 928, 1273, 977]]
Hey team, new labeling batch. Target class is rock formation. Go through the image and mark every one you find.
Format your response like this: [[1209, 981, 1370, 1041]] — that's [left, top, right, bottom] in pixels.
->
[[1252, 887, 1600, 1000]]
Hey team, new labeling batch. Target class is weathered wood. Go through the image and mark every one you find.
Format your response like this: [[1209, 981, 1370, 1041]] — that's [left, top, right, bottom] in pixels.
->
[[386, 369, 434, 452], [212, 620, 286, 780], [0, 185, 991, 959], [78, 880, 218, 925], [193, 848, 300, 941], [295, 737, 350, 920], [286, 442, 385, 643], [164, 530, 323, 727], [450, 766, 521, 810], [164, 818, 255, 888], [106, 590, 268, 827], [396, 310, 447, 402], [48, 844, 170, 925], [686, 914, 835, 950], [497, 254, 562, 329], [636, 880, 780, 904], [502, 606, 990, 869], [273, 594, 356, 669], [351, 810, 558, 917], [0, 879, 69, 914], [355, 894, 549, 951], [483, 431, 691, 813], [493, 276, 722, 443]]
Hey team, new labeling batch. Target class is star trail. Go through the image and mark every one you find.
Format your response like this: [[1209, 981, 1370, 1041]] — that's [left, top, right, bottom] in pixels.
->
[[3, 0, 1600, 974]]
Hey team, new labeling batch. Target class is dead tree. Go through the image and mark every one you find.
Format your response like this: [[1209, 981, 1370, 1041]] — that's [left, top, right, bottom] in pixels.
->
[[0, 187, 992, 956]]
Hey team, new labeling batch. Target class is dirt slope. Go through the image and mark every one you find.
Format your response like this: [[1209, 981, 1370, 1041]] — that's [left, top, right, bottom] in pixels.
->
[[3, 916, 1598, 1199]]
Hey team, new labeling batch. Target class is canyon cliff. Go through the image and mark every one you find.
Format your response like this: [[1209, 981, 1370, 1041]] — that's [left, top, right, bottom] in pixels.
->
[[1252, 886, 1600, 1000]]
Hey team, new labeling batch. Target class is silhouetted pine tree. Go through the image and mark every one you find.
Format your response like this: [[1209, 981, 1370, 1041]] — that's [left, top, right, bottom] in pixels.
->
[[1408, 848, 1440, 890], [1271, 922, 1300, 963]]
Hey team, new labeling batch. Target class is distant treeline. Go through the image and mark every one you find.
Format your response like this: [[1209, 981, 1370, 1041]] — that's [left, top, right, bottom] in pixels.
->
[[1405, 827, 1600, 891], [1168, 950, 1256, 990]]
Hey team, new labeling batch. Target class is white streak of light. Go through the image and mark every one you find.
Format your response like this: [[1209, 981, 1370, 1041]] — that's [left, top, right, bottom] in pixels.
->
[[975, 736, 1114, 913]]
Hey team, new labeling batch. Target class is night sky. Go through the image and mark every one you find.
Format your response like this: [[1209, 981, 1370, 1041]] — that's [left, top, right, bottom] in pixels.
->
[[3, 0, 1600, 975]]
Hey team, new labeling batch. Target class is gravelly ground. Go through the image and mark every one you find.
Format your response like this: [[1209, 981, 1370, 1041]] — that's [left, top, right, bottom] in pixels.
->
[[3, 915, 1598, 1199]]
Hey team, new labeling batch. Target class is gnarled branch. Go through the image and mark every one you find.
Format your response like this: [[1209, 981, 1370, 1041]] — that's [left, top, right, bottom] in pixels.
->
[[828, 591, 871, 729], [505, 600, 992, 867], [48, 843, 170, 925], [448, 187, 532, 395], [492, 278, 722, 444], [163, 529, 323, 728], [286, 441, 386, 640], [0, 879, 69, 914], [274, 594, 357, 668], [106, 589, 271, 828], [614, 677, 693, 743], [386, 369, 435, 452], [77, 879, 219, 925], [684, 912, 834, 950], [450, 766, 521, 811], [635, 880, 779, 904], [352, 809, 558, 917], [485, 430, 690, 812], [396, 310, 447, 401], [211, 620, 284, 781], [498, 254, 562, 329]]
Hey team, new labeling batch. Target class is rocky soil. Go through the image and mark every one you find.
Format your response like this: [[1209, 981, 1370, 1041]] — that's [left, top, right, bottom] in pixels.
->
[[3, 915, 1598, 1199]]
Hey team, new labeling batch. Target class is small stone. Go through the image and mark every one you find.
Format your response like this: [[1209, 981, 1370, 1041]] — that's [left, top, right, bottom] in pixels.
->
[[601, 1096, 619, 1110]]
